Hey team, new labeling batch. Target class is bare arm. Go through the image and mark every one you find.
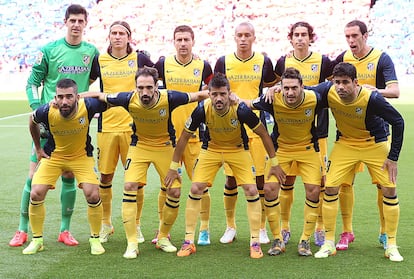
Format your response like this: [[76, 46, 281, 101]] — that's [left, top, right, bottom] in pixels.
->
[[189, 90, 209, 102], [253, 123, 286, 183], [362, 83, 400, 98], [164, 130, 193, 187], [79, 91, 107, 102], [29, 114, 49, 160]]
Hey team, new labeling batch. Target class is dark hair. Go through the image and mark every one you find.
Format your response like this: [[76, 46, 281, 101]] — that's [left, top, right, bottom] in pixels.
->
[[65, 4, 88, 21], [135, 67, 159, 85], [208, 73, 230, 91], [56, 78, 78, 93], [108, 21, 133, 54], [288, 21, 315, 43], [332, 62, 357, 80], [174, 25, 194, 40], [281, 67, 303, 85], [345, 20, 368, 35]]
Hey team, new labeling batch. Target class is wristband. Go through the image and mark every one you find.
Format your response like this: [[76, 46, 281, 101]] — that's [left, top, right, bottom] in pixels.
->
[[270, 157, 278, 166], [170, 161, 180, 170]]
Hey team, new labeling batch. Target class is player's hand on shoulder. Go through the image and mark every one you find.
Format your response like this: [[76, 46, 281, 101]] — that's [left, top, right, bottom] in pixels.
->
[[264, 85, 281, 103], [229, 92, 240, 104]]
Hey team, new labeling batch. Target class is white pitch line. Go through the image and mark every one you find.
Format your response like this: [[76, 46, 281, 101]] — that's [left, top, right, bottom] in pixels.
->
[[0, 112, 31, 121]]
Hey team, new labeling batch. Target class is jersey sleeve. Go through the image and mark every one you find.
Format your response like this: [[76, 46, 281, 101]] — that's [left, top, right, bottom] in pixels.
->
[[368, 92, 404, 161], [378, 52, 398, 85], [263, 56, 277, 86], [214, 56, 226, 74], [306, 81, 331, 108], [89, 54, 101, 82], [202, 60, 214, 85], [185, 102, 205, 133], [237, 102, 261, 130], [26, 48, 49, 110], [105, 92, 134, 110], [138, 52, 155, 68], [154, 57, 165, 80], [251, 95, 274, 114], [168, 90, 191, 111], [320, 55, 334, 81], [32, 104, 50, 125], [274, 56, 286, 79], [333, 51, 345, 67], [84, 97, 108, 120]]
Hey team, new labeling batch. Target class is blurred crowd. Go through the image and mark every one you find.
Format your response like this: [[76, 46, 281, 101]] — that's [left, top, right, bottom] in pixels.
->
[[1, 0, 412, 75]]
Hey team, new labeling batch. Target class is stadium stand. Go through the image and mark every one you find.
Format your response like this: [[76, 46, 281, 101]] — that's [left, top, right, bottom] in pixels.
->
[[0, 0, 412, 75]]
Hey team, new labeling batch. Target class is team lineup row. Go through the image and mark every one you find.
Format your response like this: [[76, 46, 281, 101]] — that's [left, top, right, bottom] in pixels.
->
[[10, 4, 403, 262]]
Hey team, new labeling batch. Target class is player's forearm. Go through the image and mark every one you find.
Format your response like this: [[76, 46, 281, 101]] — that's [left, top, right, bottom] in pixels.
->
[[171, 131, 192, 163], [190, 90, 209, 102], [255, 124, 276, 159], [80, 91, 106, 101], [29, 116, 41, 151], [379, 83, 400, 98]]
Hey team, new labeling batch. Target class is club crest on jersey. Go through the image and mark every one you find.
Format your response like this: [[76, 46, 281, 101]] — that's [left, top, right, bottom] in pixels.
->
[[159, 108, 167, 117], [355, 107, 363, 114], [367, 62, 375, 71], [128, 60, 136, 68], [185, 117, 192, 129], [311, 64, 319, 72], [79, 117, 86, 125], [230, 118, 238, 127], [83, 55, 91, 65], [193, 68, 201, 77], [253, 64, 261, 73], [304, 109, 312, 117]]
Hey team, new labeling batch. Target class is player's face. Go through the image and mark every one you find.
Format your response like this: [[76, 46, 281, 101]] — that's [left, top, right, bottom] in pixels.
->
[[344, 25, 368, 57], [174, 32, 194, 58], [55, 87, 79, 118], [109, 26, 130, 50], [289, 26, 310, 51], [209, 87, 230, 112], [332, 75, 359, 103], [234, 25, 255, 53], [281, 78, 304, 107], [136, 75, 158, 106], [65, 14, 87, 39]]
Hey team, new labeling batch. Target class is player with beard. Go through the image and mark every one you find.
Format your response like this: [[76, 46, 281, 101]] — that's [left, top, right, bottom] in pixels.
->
[[23, 78, 107, 256]]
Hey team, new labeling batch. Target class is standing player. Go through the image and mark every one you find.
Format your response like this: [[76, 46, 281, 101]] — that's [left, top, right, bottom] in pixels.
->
[[214, 22, 277, 244], [154, 25, 213, 245], [165, 73, 285, 259], [83, 67, 208, 259], [333, 20, 400, 250], [89, 20, 154, 244], [10, 4, 98, 247], [248, 68, 323, 256], [23, 78, 106, 255], [312, 62, 404, 262], [273, 21, 333, 246]]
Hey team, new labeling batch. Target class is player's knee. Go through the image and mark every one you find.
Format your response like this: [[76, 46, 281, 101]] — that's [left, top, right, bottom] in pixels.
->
[[62, 171, 75, 179], [225, 176, 237, 189], [167, 188, 181, 199], [100, 173, 114, 184]]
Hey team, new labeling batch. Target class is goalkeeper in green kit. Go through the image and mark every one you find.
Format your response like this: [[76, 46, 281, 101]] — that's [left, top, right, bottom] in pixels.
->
[[9, 4, 99, 247]]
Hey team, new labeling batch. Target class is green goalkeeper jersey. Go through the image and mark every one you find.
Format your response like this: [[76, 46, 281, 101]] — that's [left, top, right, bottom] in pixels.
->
[[26, 38, 98, 109]]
